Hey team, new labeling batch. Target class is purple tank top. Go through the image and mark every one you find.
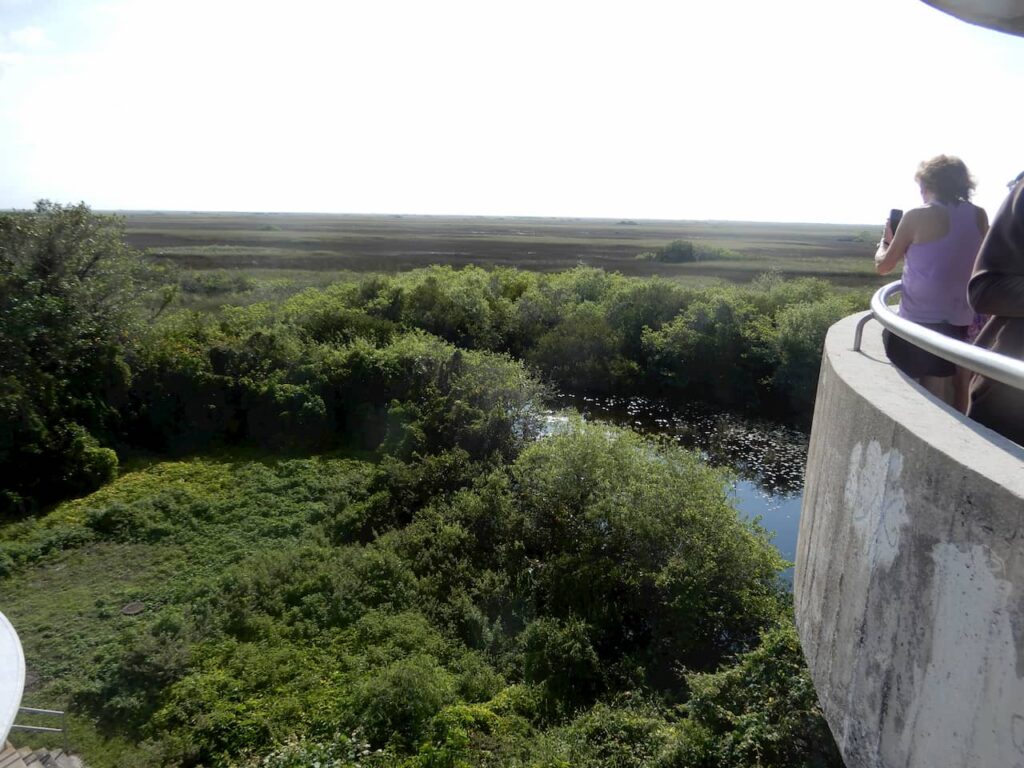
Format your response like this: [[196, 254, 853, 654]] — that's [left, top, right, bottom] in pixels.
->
[[899, 201, 983, 326]]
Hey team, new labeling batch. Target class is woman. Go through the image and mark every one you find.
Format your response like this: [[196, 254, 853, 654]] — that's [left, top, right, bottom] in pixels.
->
[[967, 170, 1024, 444], [875, 155, 989, 411]]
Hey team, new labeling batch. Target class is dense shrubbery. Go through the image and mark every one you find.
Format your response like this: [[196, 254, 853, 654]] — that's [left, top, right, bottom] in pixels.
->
[[3, 424, 837, 767], [0, 209, 852, 766], [0, 203, 167, 514], [666, 621, 839, 768], [179, 270, 255, 297], [278, 264, 864, 410], [126, 314, 543, 462], [634, 239, 740, 263], [2, 209, 864, 515]]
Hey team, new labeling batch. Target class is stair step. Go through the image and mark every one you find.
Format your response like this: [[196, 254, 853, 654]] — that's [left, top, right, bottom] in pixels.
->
[[0, 744, 84, 768], [0, 743, 27, 768]]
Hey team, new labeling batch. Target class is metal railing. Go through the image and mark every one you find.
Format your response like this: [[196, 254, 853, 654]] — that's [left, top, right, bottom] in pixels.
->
[[10, 706, 69, 753], [854, 280, 1024, 392]]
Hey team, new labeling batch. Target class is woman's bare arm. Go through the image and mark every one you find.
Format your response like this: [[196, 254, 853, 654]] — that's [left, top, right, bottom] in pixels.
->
[[875, 209, 916, 275]]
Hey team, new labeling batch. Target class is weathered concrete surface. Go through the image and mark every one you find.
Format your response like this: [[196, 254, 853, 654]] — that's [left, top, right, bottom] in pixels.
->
[[795, 313, 1024, 768]]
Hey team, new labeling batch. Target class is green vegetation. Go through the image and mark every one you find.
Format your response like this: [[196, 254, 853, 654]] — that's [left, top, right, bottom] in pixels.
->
[[0, 205, 852, 767], [264, 264, 865, 414], [0, 202, 171, 515], [4, 428, 833, 767], [634, 239, 740, 264]]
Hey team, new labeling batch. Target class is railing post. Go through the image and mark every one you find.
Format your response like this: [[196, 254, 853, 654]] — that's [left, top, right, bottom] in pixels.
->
[[852, 313, 873, 352]]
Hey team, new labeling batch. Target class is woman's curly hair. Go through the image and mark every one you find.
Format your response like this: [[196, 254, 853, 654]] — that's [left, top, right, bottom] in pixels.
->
[[915, 155, 976, 203]]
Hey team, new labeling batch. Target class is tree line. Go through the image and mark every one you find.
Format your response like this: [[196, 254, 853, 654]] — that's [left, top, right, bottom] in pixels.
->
[[1, 204, 865, 516]]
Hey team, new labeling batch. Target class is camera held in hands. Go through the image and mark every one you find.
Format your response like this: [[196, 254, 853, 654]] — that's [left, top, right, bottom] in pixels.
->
[[888, 208, 903, 236]]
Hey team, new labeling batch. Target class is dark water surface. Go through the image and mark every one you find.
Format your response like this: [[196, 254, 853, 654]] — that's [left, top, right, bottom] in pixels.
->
[[549, 393, 808, 564]]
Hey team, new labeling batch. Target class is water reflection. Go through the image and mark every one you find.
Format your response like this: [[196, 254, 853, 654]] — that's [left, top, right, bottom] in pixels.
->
[[549, 393, 807, 497], [547, 393, 808, 564]]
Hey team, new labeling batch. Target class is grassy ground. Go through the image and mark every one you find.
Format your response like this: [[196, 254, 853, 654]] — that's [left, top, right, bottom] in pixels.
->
[[119, 211, 883, 288], [0, 451, 376, 766]]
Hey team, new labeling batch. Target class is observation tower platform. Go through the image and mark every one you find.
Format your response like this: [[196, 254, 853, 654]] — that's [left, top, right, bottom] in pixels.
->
[[795, 309, 1024, 768]]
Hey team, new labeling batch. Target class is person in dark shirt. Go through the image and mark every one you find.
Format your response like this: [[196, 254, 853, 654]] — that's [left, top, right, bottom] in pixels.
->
[[967, 171, 1024, 444]]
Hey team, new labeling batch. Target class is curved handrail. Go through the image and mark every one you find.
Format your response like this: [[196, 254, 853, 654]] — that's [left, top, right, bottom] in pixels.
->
[[853, 280, 1024, 392], [0, 611, 25, 744]]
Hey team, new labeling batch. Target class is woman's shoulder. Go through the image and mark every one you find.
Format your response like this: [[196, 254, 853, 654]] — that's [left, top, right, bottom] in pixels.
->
[[902, 204, 951, 245], [973, 202, 989, 231], [902, 204, 940, 224]]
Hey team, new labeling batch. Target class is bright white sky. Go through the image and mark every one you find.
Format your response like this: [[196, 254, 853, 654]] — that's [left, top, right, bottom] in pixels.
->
[[1, 0, 1023, 224]]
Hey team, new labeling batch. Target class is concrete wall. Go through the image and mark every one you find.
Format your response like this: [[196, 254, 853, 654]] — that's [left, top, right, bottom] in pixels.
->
[[795, 313, 1024, 768]]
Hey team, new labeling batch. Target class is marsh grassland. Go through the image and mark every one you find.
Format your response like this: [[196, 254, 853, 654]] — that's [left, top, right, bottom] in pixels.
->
[[122, 211, 879, 285]]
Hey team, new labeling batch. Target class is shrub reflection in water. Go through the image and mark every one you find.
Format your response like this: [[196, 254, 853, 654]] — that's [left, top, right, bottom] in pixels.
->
[[548, 393, 807, 564]]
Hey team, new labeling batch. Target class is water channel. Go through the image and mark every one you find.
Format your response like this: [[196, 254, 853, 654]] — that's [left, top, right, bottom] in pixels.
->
[[549, 393, 808, 566]]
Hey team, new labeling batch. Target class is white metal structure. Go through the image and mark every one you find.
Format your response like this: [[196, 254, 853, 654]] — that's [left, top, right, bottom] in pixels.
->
[[0, 611, 25, 744], [921, 0, 1024, 36]]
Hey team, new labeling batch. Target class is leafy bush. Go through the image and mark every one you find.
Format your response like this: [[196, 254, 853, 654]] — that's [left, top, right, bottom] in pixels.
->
[[175, 544, 415, 644], [771, 294, 862, 413], [521, 617, 603, 713], [77, 609, 197, 733], [399, 267, 513, 350], [643, 289, 767, 406], [60, 423, 120, 495], [180, 270, 255, 296], [635, 240, 738, 263], [507, 422, 785, 677], [529, 302, 624, 392], [602, 278, 694, 361], [655, 239, 696, 263], [232, 730, 387, 768], [557, 701, 671, 768], [121, 264, 865, 470], [150, 640, 345, 764], [0, 202, 161, 513], [660, 621, 842, 768], [354, 654, 457, 750]]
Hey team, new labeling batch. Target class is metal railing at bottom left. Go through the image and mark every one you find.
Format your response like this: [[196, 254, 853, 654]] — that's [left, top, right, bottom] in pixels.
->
[[10, 706, 68, 753]]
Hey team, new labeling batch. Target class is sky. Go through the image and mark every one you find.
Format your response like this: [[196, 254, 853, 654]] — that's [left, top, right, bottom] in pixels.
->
[[1, 0, 1023, 224]]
